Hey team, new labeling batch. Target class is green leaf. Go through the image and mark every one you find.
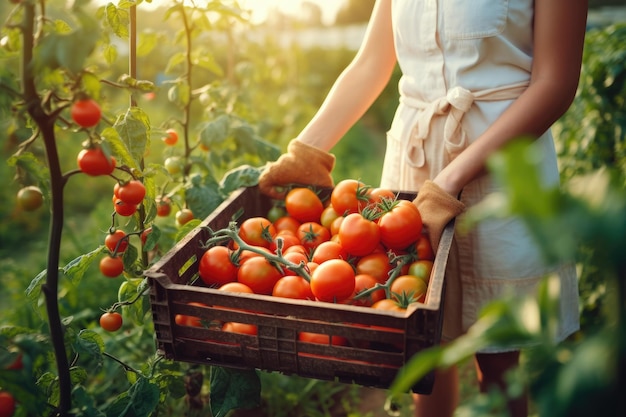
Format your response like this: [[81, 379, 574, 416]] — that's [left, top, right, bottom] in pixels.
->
[[64, 246, 107, 285], [7, 152, 50, 188], [25, 269, 48, 310], [209, 367, 261, 417], [199, 114, 230, 146], [113, 107, 151, 171], [185, 174, 225, 220], [143, 223, 161, 252], [74, 330, 105, 366], [105, 3, 130, 39], [220, 164, 262, 195], [137, 31, 159, 57]]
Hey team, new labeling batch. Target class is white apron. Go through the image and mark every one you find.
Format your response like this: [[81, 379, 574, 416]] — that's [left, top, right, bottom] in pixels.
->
[[382, 0, 580, 352]]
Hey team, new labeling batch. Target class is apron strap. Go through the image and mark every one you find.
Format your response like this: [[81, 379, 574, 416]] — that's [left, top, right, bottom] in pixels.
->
[[400, 81, 530, 168]]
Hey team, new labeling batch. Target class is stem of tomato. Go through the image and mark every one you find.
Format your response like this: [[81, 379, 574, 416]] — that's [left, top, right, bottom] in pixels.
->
[[202, 222, 313, 282]]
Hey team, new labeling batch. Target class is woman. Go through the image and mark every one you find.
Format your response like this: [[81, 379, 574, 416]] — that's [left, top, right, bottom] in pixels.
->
[[259, 1, 587, 416]]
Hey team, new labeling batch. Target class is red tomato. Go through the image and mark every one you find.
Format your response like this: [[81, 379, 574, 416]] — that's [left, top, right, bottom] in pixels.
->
[[285, 187, 324, 223], [378, 200, 423, 250], [311, 240, 347, 264], [371, 298, 405, 312], [77, 147, 116, 176], [310, 259, 355, 303], [219, 282, 254, 293], [280, 251, 309, 276], [162, 128, 178, 145], [298, 331, 348, 346], [113, 198, 137, 217], [199, 246, 238, 286], [389, 275, 427, 304], [116, 180, 146, 205], [71, 98, 101, 127], [99, 256, 124, 278], [222, 321, 257, 335], [297, 222, 330, 251], [270, 232, 301, 253], [273, 216, 301, 235], [338, 213, 381, 257], [349, 274, 386, 307], [239, 217, 277, 248], [175, 302, 208, 327], [330, 179, 370, 215], [355, 252, 393, 284], [104, 229, 128, 254], [156, 196, 172, 217], [99, 312, 123, 332], [272, 275, 314, 300], [237, 256, 282, 295], [414, 234, 435, 261], [0, 391, 16, 417], [368, 187, 396, 204]]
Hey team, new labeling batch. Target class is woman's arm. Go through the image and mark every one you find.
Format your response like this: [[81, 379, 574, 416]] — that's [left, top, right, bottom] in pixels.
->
[[435, 0, 588, 196], [296, 0, 396, 151]]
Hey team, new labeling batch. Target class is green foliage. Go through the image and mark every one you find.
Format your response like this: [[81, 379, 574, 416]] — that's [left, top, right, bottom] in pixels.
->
[[554, 23, 626, 182]]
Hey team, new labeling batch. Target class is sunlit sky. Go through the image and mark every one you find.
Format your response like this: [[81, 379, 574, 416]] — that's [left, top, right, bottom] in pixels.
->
[[237, 0, 343, 24], [119, 1, 344, 25]]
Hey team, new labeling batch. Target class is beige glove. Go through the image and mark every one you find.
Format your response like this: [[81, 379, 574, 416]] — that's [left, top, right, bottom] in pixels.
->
[[413, 180, 466, 251], [258, 140, 335, 199]]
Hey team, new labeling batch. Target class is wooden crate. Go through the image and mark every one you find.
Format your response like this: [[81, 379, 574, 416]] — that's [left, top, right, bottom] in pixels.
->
[[145, 186, 454, 394]]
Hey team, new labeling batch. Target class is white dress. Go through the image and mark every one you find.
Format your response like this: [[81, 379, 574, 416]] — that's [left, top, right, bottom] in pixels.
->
[[380, 0, 580, 352]]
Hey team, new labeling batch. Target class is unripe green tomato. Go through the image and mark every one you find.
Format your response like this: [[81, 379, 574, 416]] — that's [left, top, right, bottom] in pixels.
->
[[17, 186, 44, 211]]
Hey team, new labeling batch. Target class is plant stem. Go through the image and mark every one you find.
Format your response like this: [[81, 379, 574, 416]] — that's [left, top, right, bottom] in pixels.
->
[[22, 3, 72, 416]]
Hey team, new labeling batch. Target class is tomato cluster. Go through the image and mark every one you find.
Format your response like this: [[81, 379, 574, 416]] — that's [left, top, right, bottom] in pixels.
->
[[112, 180, 146, 218], [193, 179, 436, 328]]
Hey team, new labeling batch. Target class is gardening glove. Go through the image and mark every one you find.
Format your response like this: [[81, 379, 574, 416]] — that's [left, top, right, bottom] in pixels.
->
[[413, 180, 466, 252], [258, 140, 335, 199]]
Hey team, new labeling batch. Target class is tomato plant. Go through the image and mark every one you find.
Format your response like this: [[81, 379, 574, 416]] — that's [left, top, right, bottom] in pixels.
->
[[378, 199, 423, 250], [285, 187, 324, 223], [0, 391, 16, 417], [239, 217, 276, 248], [16, 185, 44, 211], [77, 146, 116, 176], [70, 98, 101, 128], [199, 246, 238, 286], [338, 212, 381, 256], [309, 258, 355, 302], [99, 256, 124, 278], [99, 312, 123, 332]]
